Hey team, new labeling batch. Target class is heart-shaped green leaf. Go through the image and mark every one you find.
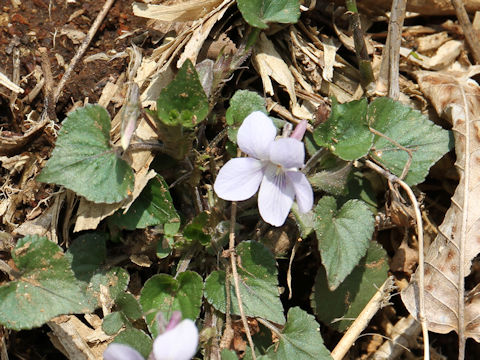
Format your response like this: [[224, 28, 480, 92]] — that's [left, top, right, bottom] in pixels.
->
[[314, 196, 374, 290], [37, 104, 134, 203]]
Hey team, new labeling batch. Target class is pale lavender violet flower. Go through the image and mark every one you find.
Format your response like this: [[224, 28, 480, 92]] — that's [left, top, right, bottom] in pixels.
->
[[214, 111, 313, 226], [103, 312, 198, 360]]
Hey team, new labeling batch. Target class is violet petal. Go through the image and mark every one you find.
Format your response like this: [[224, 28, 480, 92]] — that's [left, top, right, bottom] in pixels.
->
[[214, 158, 264, 201], [152, 319, 198, 360], [286, 171, 314, 213], [258, 165, 295, 226], [268, 138, 305, 169], [237, 111, 276, 160]]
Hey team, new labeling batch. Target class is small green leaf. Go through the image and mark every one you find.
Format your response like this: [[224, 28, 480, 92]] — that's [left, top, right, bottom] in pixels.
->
[[308, 162, 353, 196], [204, 241, 285, 324], [237, 0, 300, 29], [108, 176, 179, 230], [66, 233, 107, 282], [314, 197, 374, 290], [313, 241, 388, 332], [221, 349, 239, 360], [265, 307, 332, 359], [342, 171, 378, 213], [116, 292, 142, 321], [0, 236, 95, 330], [225, 90, 266, 125], [183, 212, 211, 245], [156, 59, 208, 128], [368, 97, 452, 185], [37, 104, 134, 203], [88, 267, 130, 303], [140, 271, 203, 338], [114, 328, 153, 359], [291, 203, 315, 238], [313, 98, 373, 161], [102, 312, 127, 335]]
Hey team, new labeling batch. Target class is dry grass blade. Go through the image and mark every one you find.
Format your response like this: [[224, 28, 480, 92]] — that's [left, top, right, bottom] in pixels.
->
[[401, 68, 480, 358]]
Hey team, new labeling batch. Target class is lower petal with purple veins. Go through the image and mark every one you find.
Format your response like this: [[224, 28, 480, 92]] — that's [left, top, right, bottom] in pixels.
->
[[258, 165, 295, 226], [286, 171, 314, 213], [214, 158, 264, 201]]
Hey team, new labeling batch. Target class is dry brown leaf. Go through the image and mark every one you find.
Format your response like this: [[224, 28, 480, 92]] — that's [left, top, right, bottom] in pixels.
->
[[351, 0, 480, 15], [0, 116, 48, 156], [390, 238, 418, 275], [48, 315, 109, 360], [400, 40, 463, 70], [13, 191, 65, 243], [401, 68, 480, 341], [177, 0, 233, 67], [253, 33, 297, 108], [132, 0, 223, 22], [415, 31, 450, 53]]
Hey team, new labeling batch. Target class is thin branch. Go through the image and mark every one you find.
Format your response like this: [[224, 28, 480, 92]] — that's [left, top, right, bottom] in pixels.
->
[[287, 238, 301, 300], [53, 0, 116, 103], [220, 260, 234, 349], [228, 202, 256, 358], [451, 0, 480, 64], [331, 276, 394, 360], [256, 318, 282, 336], [377, 0, 407, 98], [365, 160, 430, 360], [387, 0, 407, 100]]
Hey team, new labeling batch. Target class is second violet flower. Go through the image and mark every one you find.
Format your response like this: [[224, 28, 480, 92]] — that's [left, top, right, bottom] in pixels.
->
[[214, 111, 313, 226]]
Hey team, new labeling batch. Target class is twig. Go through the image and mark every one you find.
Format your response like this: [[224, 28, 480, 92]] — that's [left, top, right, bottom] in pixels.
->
[[220, 261, 234, 349], [53, 0, 116, 103], [377, 0, 407, 98], [228, 202, 256, 359], [331, 276, 394, 360], [371, 315, 420, 360], [387, 0, 407, 100], [39, 47, 56, 121], [451, 0, 480, 64], [287, 238, 301, 300], [365, 160, 429, 360], [256, 317, 282, 336]]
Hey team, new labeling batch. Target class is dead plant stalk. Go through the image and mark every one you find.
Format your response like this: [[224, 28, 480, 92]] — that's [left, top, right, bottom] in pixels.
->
[[365, 159, 430, 360], [228, 202, 256, 359]]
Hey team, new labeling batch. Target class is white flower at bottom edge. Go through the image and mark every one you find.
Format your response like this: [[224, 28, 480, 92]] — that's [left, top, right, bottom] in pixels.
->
[[214, 111, 313, 226], [103, 319, 198, 360]]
